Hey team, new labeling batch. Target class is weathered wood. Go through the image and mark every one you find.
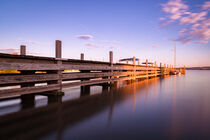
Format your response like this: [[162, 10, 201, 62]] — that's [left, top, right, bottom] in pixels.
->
[[0, 84, 60, 99], [55, 40, 62, 58], [81, 53, 84, 60], [109, 51, 113, 66], [0, 74, 58, 85], [20, 45, 26, 55]]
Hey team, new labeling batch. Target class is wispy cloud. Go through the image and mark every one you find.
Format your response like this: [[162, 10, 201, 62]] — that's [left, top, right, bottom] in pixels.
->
[[17, 38, 40, 45], [202, 1, 210, 10], [160, 0, 210, 44], [76, 35, 93, 40], [0, 48, 39, 55], [85, 43, 100, 48], [0, 48, 19, 54], [85, 43, 120, 49], [152, 44, 158, 48]]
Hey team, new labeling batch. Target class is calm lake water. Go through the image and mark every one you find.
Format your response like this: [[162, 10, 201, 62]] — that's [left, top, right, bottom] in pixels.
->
[[0, 70, 210, 140]]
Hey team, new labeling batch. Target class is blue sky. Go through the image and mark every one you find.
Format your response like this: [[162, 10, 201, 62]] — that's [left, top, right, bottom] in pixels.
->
[[0, 0, 209, 67]]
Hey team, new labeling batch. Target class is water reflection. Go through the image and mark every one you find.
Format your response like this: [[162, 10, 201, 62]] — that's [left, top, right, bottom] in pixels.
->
[[0, 71, 210, 140]]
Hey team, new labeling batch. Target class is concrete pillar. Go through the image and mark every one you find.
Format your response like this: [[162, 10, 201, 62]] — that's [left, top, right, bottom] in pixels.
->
[[20, 45, 26, 55], [21, 94, 35, 109], [102, 85, 109, 93], [81, 53, 84, 60], [80, 85, 90, 96], [48, 95, 62, 104], [20, 56, 35, 109]]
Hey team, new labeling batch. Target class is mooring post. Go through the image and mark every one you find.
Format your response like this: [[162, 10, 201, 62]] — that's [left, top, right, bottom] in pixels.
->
[[55, 40, 63, 95], [81, 53, 84, 60], [138, 60, 140, 65]]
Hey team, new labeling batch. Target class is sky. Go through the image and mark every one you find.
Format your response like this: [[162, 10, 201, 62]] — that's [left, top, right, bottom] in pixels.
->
[[0, 0, 209, 67]]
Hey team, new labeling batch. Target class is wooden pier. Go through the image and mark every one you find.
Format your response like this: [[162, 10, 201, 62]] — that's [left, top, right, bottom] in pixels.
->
[[0, 40, 185, 99]]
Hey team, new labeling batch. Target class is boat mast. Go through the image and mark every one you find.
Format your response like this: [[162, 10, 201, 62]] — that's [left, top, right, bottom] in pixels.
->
[[174, 39, 176, 69]]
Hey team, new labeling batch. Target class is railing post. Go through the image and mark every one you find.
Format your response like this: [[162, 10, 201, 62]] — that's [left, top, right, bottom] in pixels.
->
[[55, 40, 63, 94], [56, 40, 62, 58], [160, 63, 163, 76], [81, 53, 84, 60], [109, 51, 113, 66], [20, 45, 26, 55], [133, 56, 136, 81], [167, 64, 169, 74], [146, 59, 148, 78], [133, 56, 136, 66], [164, 64, 166, 75], [183, 65, 186, 74], [154, 61, 157, 76], [19, 45, 35, 109], [126, 60, 129, 64], [109, 51, 114, 85]]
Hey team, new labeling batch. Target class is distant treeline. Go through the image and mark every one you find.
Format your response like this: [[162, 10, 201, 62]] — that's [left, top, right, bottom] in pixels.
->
[[186, 67, 210, 70]]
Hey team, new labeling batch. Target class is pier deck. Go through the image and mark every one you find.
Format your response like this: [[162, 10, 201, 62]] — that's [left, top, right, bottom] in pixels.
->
[[0, 40, 185, 99]]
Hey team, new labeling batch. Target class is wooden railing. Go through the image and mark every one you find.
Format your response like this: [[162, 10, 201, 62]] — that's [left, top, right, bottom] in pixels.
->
[[0, 40, 176, 99]]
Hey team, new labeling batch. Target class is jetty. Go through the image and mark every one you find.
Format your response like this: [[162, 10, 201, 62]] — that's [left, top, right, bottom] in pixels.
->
[[0, 40, 186, 100]]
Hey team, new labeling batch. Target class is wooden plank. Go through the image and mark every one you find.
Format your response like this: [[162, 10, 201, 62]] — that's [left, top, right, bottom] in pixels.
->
[[0, 63, 59, 70], [0, 84, 60, 99], [0, 71, 160, 85], [0, 74, 58, 85], [0, 62, 160, 71]]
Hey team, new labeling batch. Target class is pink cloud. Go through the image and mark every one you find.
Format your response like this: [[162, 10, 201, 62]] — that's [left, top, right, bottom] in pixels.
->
[[0, 48, 19, 54], [152, 44, 158, 48], [85, 43, 100, 48], [202, 1, 210, 10], [77, 35, 93, 40], [160, 0, 210, 44], [179, 28, 188, 34], [161, 0, 189, 21], [109, 46, 120, 49], [177, 36, 192, 44], [180, 12, 207, 25]]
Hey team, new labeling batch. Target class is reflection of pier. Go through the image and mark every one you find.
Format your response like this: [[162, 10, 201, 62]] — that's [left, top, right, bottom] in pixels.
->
[[0, 40, 185, 100], [0, 78, 161, 140]]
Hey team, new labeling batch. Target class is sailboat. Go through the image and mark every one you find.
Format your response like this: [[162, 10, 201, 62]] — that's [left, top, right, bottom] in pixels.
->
[[170, 39, 181, 75]]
